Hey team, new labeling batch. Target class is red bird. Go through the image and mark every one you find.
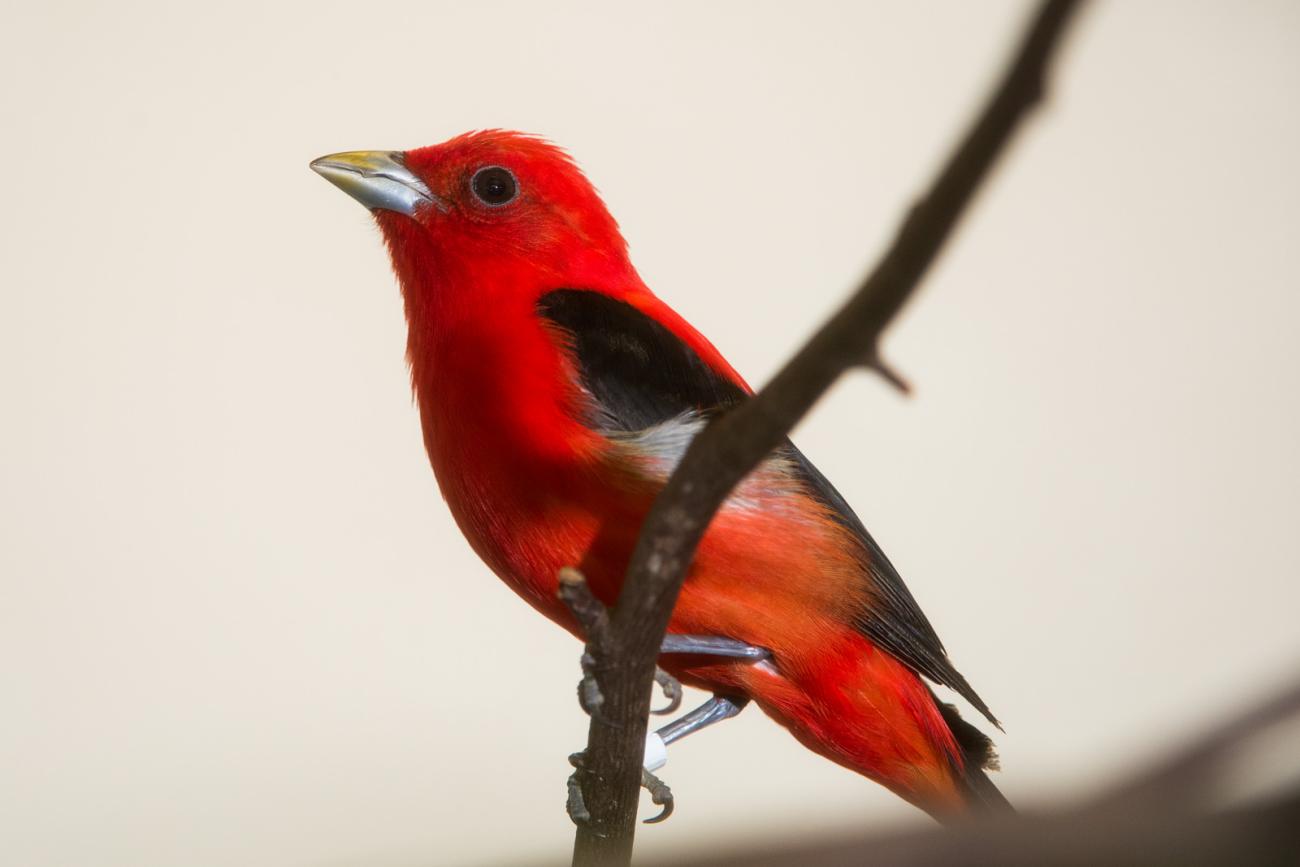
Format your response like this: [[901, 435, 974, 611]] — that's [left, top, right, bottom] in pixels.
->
[[311, 131, 1007, 821]]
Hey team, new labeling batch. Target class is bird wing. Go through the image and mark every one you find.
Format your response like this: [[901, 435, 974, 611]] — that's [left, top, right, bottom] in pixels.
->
[[537, 289, 749, 431], [537, 288, 998, 727], [784, 449, 999, 727]]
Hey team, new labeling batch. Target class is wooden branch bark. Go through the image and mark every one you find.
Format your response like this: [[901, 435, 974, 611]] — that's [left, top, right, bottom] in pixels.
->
[[568, 2, 1087, 863]]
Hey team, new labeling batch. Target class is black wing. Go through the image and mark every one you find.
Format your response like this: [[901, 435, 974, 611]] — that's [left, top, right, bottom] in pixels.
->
[[786, 449, 999, 727], [537, 289, 747, 429], [538, 288, 998, 727]]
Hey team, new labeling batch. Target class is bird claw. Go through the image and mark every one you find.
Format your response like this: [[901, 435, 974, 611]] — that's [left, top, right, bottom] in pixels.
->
[[652, 667, 683, 715], [580, 652, 677, 722], [566, 750, 675, 826], [566, 752, 592, 826], [641, 767, 674, 824], [576, 651, 606, 720], [569, 640, 751, 827]]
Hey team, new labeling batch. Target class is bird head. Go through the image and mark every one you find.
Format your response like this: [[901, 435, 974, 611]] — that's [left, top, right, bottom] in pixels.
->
[[311, 131, 636, 306]]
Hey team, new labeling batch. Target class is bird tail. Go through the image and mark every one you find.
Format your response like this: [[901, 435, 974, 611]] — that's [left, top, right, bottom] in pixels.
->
[[931, 693, 1014, 818], [744, 631, 1011, 822]]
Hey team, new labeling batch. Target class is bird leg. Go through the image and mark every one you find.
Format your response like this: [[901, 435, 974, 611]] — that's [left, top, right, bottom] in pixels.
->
[[575, 634, 770, 718], [568, 635, 769, 825], [638, 694, 751, 823], [659, 634, 771, 661], [653, 693, 751, 753], [647, 635, 768, 715]]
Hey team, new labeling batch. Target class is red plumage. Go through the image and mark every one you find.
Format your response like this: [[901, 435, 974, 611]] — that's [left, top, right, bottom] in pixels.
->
[[322, 130, 1004, 819]]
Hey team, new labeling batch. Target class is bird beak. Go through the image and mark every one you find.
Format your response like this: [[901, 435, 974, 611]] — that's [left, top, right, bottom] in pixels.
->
[[309, 150, 444, 215]]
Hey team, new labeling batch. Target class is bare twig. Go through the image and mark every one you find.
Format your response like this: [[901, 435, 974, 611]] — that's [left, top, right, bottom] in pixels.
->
[[569, 1, 1088, 863]]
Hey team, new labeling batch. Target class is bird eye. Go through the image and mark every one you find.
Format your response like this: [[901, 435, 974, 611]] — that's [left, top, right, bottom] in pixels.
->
[[470, 166, 518, 207]]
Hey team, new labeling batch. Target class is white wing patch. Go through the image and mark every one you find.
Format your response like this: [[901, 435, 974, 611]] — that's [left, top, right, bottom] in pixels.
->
[[608, 411, 812, 518], [608, 411, 707, 469]]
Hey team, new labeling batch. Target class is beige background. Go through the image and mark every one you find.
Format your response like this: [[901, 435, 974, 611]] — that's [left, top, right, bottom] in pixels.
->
[[3, 1, 1299, 864]]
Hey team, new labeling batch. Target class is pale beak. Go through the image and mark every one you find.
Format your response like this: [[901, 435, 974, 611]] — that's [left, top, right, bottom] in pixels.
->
[[309, 150, 444, 215]]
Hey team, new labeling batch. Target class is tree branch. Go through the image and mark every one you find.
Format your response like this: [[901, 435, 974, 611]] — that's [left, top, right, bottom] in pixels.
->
[[568, 2, 1088, 863]]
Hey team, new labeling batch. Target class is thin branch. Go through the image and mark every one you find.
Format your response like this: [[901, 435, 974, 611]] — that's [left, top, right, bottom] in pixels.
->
[[569, 1, 1088, 863]]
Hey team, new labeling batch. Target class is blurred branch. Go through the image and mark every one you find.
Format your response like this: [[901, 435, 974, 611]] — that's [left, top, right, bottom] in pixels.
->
[[652, 797, 1300, 867], [1100, 676, 1300, 813], [566, 1, 1087, 864], [647, 674, 1300, 867]]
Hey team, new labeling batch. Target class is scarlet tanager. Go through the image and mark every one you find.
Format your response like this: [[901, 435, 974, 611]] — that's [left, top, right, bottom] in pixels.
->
[[311, 131, 1008, 820]]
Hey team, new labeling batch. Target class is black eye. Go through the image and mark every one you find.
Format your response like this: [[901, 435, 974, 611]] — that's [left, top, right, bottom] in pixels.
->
[[471, 166, 518, 206]]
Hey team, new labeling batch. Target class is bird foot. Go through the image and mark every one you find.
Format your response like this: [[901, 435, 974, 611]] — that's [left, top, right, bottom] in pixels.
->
[[653, 667, 683, 715], [641, 767, 674, 824], [576, 650, 605, 720], [576, 657, 681, 720], [566, 751, 592, 826], [564, 751, 675, 826]]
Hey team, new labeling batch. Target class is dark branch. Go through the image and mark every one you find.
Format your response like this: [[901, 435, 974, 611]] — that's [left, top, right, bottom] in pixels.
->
[[569, 2, 1088, 863]]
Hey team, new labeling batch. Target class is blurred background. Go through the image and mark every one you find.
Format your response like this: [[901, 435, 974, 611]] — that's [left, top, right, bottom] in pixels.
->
[[2, 1, 1298, 864]]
